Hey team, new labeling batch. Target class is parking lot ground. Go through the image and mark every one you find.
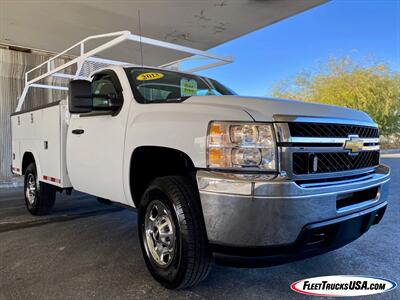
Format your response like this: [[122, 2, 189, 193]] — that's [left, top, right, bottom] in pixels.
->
[[0, 157, 399, 300]]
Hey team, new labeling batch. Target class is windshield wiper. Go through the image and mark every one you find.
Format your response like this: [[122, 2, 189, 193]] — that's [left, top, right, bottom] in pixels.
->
[[165, 96, 191, 102]]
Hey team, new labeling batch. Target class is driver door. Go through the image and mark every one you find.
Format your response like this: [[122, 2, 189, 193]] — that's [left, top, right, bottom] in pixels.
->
[[66, 71, 129, 203]]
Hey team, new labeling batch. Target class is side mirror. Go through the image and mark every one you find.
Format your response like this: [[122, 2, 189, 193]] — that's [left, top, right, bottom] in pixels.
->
[[69, 80, 93, 114]]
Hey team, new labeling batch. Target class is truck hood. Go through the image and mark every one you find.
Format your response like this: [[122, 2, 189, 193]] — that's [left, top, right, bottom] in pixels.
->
[[185, 95, 373, 123]]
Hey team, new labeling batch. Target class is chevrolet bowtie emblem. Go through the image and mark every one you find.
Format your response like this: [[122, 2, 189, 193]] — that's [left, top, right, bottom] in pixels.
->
[[344, 135, 364, 154]]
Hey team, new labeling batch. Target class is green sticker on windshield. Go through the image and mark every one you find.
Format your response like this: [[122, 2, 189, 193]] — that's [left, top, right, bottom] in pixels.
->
[[180, 78, 197, 96]]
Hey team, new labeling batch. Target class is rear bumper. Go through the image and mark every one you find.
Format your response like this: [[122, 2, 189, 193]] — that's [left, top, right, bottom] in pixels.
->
[[197, 165, 390, 248], [211, 202, 387, 267]]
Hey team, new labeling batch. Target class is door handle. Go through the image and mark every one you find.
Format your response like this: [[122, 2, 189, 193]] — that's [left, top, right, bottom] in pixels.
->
[[72, 129, 85, 135]]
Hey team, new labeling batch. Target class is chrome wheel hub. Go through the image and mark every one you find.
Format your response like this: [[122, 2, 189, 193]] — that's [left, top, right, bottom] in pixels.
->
[[144, 200, 176, 267], [25, 173, 37, 205]]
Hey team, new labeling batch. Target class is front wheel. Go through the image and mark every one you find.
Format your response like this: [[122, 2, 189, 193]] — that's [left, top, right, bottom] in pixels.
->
[[138, 176, 211, 289], [24, 163, 56, 215]]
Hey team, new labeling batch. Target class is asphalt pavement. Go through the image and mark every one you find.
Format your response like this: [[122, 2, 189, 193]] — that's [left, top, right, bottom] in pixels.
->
[[0, 157, 399, 300]]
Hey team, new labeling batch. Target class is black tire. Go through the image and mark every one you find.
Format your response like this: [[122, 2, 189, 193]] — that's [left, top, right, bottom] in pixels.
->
[[24, 163, 56, 216], [138, 176, 211, 289], [96, 197, 112, 205]]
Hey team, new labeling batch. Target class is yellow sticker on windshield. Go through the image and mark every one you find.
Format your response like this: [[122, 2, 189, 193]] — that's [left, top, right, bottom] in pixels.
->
[[136, 72, 164, 81]]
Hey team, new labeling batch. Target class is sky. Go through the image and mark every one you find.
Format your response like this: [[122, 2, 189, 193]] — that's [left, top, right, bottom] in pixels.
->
[[197, 0, 400, 97]]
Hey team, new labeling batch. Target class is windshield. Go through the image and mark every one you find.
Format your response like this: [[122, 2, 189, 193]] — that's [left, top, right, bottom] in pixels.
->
[[126, 67, 236, 103]]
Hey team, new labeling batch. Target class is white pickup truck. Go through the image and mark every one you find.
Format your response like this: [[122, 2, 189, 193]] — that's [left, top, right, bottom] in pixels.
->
[[11, 32, 390, 289]]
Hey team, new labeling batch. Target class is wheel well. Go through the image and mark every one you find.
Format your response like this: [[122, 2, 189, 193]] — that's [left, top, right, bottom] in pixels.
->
[[22, 152, 35, 175], [130, 146, 196, 207]]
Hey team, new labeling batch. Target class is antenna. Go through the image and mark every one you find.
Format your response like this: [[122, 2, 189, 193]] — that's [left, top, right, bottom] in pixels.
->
[[138, 9, 144, 68]]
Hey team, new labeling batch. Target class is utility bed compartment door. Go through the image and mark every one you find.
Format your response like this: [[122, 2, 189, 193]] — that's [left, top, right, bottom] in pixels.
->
[[11, 101, 71, 188], [37, 105, 62, 184], [11, 115, 22, 174]]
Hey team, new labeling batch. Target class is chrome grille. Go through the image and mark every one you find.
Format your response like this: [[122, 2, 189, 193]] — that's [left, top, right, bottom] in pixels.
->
[[274, 116, 380, 180], [293, 151, 380, 175], [288, 123, 379, 138]]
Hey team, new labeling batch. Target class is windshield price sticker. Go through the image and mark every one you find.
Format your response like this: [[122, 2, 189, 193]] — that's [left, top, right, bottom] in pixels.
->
[[181, 78, 198, 96], [136, 72, 164, 81]]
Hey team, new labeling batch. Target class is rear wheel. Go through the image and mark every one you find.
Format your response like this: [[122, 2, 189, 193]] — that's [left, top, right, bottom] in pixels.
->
[[138, 176, 211, 289], [24, 163, 56, 215]]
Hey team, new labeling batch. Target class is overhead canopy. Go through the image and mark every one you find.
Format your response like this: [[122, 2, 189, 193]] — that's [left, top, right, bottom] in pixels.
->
[[0, 0, 327, 66]]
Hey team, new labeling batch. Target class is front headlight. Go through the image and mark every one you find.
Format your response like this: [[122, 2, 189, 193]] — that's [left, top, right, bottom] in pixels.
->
[[207, 121, 277, 171]]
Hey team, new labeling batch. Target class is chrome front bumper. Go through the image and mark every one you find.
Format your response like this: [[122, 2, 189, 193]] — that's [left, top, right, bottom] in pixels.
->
[[197, 165, 390, 247]]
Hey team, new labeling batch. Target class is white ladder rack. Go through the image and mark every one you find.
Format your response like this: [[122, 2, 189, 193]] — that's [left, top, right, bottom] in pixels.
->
[[16, 30, 233, 112]]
